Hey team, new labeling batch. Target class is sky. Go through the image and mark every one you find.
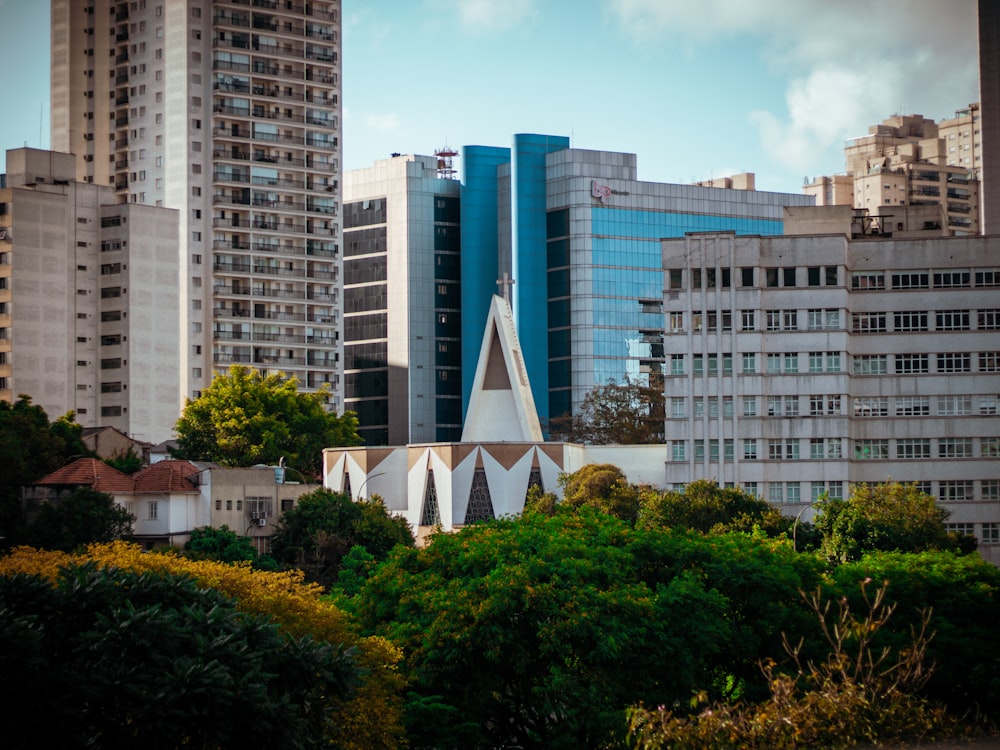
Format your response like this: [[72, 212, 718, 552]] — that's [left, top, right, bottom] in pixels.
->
[[0, 0, 980, 194]]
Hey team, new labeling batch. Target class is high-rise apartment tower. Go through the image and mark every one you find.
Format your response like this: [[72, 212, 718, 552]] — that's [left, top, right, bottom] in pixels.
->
[[51, 0, 343, 408]]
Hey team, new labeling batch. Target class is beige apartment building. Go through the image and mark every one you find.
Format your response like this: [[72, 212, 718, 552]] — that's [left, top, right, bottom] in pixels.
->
[[0, 148, 180, 442], [51, 0, 344, 407], [660, 211, 1000, 560], [805, 110, 981, 235]]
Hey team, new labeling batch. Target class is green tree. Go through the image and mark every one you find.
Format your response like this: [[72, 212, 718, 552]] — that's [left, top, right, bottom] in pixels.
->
[[185, 524, 259, 563], [0, 563, 360, 750], [104, 445, 144, 474], [172, 365, 361, 478], [636, 479, 793, 538], [270, 488, 414, 588], [22, 486, 134, 551], [558, 463, 641, 523], [548, 376, 664, 444], [0, 396, 91, 546], [814, 482, 963, 563], [348, 510, 823, 749]]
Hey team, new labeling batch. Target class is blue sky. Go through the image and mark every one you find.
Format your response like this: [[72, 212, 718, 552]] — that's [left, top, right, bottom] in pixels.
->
[[0, 0, 979, 194]]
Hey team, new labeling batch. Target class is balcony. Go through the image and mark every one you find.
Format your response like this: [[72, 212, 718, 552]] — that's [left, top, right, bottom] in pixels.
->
[[253, 309, 306, 322], [305, 69, 336, 85], [306, 268, 337, 281], [213, 306, 252, 319], [214, 260, 253, 273], [307, 290, 337, 302], [213, 194, 252, 207], [214, 352, 253, 364], [252, 286, 306, 300], [251, 197, 306, 211], [213, 284, 253, 297], [255, 354, 307, 367], [253, 264, 305, 279], [213, 58, 251, 74], [213, 149, 251, 161], [253, 241, 305, 257]]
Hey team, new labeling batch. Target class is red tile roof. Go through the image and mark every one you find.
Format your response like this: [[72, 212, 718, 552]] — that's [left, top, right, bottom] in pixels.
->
[[33, 458, 201, 494], [132, 460, 201, 493], [33, 458, 135, 493]]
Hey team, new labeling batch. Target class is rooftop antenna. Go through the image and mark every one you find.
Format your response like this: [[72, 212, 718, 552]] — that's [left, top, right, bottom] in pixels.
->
[[435, 144, 459, 180]]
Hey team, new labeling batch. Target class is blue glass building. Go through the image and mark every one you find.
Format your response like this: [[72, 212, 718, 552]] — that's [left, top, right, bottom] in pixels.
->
[[462, 136, 814, 424]]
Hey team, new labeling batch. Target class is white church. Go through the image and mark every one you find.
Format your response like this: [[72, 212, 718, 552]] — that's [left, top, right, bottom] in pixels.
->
[[322, 295, 665, 541]]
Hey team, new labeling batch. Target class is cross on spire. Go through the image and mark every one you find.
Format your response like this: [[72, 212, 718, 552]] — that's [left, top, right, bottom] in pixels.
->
[[496, 272, 515, 305]]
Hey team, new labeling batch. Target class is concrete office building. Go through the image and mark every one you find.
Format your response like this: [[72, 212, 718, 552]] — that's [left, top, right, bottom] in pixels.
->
[[804, 112, 981, 235], [0, 148, 180, 442], [460, 135, 815, 425], [51, 0, 343, 407], [661, 213, 1000, 558], [342, 153, 462, 445]]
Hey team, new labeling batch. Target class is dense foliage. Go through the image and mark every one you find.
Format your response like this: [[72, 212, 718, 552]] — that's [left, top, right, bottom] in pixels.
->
[[0, 395, 91, 547], [0, 542, 407, 750], [270, 488, 415, 589], [184, 524, 278, 568], [814, 482, 966, 562], [344, 508, 822, 749], [548, 377, 665, 444], [172, 365, 361, 477], [22, 486, 134, 551]]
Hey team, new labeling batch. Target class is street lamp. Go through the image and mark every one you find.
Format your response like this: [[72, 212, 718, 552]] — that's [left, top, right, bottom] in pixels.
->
[[356, 472, 386, 501]]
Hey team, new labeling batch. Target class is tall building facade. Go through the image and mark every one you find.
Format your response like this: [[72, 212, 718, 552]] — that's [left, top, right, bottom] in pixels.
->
[[460, 135, 815, 424], [661, 221, 1000, 556], [342, 154, 462, 445], [804, 112, 981, 235], [51, 0, 343, 408], [0, 148, 180, 442]]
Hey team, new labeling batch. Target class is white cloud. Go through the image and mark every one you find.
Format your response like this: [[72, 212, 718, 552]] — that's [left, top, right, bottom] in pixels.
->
[[610, 0, 978, 177], [428, 0, 538, 34], [365, 113, 401, 132]]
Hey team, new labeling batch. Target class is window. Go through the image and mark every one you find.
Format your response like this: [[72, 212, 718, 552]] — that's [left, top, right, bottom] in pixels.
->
[[807, 309, 839, 330], [976, 270, 1000, 287], [147, 501, 159, 520], [892, 272, 929, 289], [810, 395, 841, 415], [982, 438, 1000, 458], [810, 439, 826, 459], [937, 352, 971, 373], [743, 439, 758, 460], [896, 439, 931, 459], [894, 311, 928, 331], [740, 267, 754, 287], [896, 396, 929, 416], [939, 438, 973, 458], [895, 354, 929, 374], [853, 355, 887, 375], [807, 266, 838, 286], [947, 523, 976, 537], [784, 353, 799, 373], [768, 439, 799, 460], [693, 355, 704, 377], [936, 310, 970, 330], [983, 480, 1000, 501], [938, 480, 973, 501], [854, 439, 889, 459], [743, 397, 757, 417], [938, 395, 972, 416], [851, 271, 885, 290], [741, 309, 756, 330], [670, 441, 685, 461], [980, 352, 1000, 372], [853, 397, 887, 417], [766, 309, 781, 331], [742, 352, 756, 374], [852, 312, 886, 333], [933, 270, 971, 288], [981, 395, 999, 415], [669, 355, 684, 376], [979, 309, 1000, 329], [982, 523, 1000, 545], [670, 397, 685, 419]]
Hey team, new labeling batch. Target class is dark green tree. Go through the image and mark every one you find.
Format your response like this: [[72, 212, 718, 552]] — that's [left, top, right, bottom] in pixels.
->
[[348, 510, 823, 749], [636, 478, 794, 538], [548, 376, 665, 444], [103, 445, 144, 474], [0, 396, 92, 546], [185, 524, 259, 563], [270, 488, 414, 588], [0, 563, 359, 750], [814, 482, 963, 563], [172, 365, 361, 478], [558, 463, 641, 523], [22, 487, 134, 551]]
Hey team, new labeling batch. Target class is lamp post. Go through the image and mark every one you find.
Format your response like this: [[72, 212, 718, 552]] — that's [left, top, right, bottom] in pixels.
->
[[356, 472, 386, 501], [792, 498, 825, 550]]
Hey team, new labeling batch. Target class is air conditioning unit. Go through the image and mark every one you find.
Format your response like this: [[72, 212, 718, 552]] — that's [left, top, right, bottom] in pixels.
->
[[256, 517, 267, 527], [250, 511, 260, 520]]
